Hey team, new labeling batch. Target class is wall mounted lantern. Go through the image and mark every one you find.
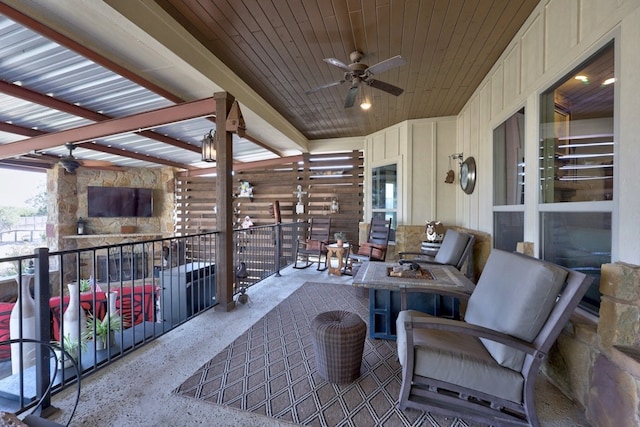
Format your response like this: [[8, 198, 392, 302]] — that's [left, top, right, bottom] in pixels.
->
[[201, 130, 216, 162]]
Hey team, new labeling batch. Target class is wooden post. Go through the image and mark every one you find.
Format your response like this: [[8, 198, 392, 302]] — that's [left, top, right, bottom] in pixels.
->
[[214, 92, 235, 311]]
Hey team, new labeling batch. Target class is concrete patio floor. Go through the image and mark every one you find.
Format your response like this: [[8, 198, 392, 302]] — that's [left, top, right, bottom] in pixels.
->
[[40, 265, 590, 426]]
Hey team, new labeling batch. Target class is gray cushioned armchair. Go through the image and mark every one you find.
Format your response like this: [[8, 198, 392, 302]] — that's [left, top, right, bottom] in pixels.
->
[[396, 249, 591, 426]]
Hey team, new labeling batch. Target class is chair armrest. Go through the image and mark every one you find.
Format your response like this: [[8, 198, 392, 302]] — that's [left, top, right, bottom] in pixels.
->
[[403, 316, 542, 358], [368, 243, 386, 249]]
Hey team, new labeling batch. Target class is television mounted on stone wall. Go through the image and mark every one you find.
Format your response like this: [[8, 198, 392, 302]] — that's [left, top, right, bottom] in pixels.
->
[[87, 186, 153, 217]]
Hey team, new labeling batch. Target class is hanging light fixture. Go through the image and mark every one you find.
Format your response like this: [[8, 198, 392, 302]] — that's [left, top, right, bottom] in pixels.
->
[[201, 129, 216, 162], [360, 86, 372, 110]]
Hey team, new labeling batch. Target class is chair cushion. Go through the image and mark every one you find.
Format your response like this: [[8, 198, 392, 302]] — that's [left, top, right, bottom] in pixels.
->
[[0, 302, 15, 361], [396, 310, 525, 403], [464, 250, 568, 371], [357, 242, 385, 260], [114, 285, 158, 327], [305, 239, 324, 252], [434, 230, 469, 266]]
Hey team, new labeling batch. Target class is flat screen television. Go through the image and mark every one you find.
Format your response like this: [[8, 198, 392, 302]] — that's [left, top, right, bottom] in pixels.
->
[[87, 186, 153, 217]]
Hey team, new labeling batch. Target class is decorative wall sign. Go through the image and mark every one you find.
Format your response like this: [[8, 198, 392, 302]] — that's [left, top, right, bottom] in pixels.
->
[[239, 181, 253, 198], [293, 185, 307, 214]]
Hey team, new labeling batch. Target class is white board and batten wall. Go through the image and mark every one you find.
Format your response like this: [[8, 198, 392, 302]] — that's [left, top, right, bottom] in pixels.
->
[[456, 0, 640, 265]]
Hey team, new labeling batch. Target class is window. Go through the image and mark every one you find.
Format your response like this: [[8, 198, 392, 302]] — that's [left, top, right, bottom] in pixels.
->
[[494, 108, 525, 206], [371, 164, 396, 240], [493, 108, 525, 252], [539, 42, 615, 314]]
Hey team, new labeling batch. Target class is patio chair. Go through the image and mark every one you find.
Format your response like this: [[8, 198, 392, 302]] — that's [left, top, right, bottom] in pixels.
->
[[344, 218, 392, 275], [396, 249, 592, 426], [399, 228, 475, 272], [293, 217, 331, 271], [398, 229, 476, 318]]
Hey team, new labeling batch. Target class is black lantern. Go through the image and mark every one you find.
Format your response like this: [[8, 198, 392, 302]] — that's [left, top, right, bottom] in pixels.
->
[[201, 130, 216, 162], [77, 217, 87, 235]]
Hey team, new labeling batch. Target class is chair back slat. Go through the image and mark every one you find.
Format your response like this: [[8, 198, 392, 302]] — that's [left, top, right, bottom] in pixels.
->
[[308, 218, 331, 242], [368, 218, 392, 245]]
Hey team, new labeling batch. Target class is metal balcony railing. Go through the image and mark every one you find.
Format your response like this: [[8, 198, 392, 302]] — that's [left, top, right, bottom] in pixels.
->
[[0, 222, 305, 418]]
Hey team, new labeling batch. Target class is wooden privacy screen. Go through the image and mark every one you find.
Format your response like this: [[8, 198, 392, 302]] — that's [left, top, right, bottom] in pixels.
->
[[174, 150, 364, 243]]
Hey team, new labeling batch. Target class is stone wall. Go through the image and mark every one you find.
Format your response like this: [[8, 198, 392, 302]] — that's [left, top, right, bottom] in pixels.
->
[[47, 164, 176, 251], [541, 262, 640, 426], [45, 165, 177, 289]]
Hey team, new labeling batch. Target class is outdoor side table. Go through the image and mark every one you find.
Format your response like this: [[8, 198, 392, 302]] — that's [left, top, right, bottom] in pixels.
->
[[326, 243, 350, 276]]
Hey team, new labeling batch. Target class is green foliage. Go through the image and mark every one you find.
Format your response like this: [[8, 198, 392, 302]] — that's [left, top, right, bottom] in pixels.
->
[[334, 232, 346, 241], [0, 207, 19, 232], [79, 279, 91, 293], [85, 313, 124, 340], [25, 186, 47, 216], [56, 333, 88, 362]]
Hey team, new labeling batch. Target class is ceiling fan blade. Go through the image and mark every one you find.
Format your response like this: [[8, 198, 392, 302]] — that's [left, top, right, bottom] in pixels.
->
[[367, 79, 404, 96], [344, 86, 358, 108], [323, 57, 351, 72], [365, 55, 406, 75], [305, 79, 345, 95]]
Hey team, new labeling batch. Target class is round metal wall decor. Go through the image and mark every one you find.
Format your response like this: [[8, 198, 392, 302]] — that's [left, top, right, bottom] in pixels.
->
[[460, 157, 476, 194]]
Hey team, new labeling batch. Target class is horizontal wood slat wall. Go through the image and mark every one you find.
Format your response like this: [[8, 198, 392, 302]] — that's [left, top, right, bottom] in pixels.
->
[[175, 150, 364, 243]]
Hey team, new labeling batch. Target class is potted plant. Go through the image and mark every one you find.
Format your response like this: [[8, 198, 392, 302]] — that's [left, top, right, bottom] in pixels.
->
[[86, 313, 124, 350], [79, 278, 91, 293], [54, 334, 87, 370], [334, 232, 346, 247]]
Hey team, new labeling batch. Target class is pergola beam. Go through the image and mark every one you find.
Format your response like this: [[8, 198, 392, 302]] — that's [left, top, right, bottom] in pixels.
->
[[76, 142, 197, 170], [178, 154, 303, 177], [0, 80, 201, 153], [0, 97, 216, 160]]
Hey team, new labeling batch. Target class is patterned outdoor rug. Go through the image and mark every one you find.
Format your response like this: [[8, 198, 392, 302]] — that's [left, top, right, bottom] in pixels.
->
[[173, 282, 478, 427]]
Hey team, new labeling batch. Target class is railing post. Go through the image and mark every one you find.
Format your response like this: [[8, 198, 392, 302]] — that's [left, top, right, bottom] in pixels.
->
[[33, 247, 56, 416], [275, 223, 282, 277]]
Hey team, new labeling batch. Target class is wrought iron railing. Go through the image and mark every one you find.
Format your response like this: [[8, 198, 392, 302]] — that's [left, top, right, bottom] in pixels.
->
[[0, 221, 306, 418]]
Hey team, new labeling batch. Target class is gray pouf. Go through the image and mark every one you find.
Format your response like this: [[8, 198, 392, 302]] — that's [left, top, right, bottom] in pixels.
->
[[311, 310, 366, 383]]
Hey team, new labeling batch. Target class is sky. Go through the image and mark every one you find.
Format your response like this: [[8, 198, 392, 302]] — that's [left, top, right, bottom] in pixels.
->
[[0, 169, 47, 208]]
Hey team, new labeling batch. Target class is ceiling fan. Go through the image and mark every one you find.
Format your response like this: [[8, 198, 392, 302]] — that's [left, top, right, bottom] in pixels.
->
[[305, 51, 406, 108], [59, 143, 121, 173]]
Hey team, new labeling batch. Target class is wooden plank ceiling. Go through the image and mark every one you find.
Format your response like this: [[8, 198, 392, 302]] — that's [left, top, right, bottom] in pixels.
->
[[156, 0, 540, 139]]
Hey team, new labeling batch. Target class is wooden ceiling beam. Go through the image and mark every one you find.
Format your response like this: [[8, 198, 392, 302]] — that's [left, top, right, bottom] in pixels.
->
[[0, 97, 216, 160]]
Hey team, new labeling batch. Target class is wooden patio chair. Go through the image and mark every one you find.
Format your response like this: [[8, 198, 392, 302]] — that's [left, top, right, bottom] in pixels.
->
[[344, 218, 392, 275], [396, 249, 592, 426], [293, 217, 331, 271]]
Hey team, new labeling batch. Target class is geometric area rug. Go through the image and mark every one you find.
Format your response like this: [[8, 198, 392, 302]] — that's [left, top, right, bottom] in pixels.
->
[[173, 282, 479, 427]]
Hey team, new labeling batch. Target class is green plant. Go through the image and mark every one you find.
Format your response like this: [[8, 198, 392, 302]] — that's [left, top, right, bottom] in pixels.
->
[[79, 278, 91, 293], [54, 333, 87, 367], [85, 313, 124, 344], [334, 232, 346, 241]]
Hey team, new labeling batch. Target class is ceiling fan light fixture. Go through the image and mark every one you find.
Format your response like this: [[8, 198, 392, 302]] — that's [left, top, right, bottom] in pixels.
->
[[360, 100, 372, 110], [201, 129, 216, 162], [60, 158, 80, 174]]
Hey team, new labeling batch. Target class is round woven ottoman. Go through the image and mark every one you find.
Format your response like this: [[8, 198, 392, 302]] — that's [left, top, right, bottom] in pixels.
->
[[311, 310, 366, 383]]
